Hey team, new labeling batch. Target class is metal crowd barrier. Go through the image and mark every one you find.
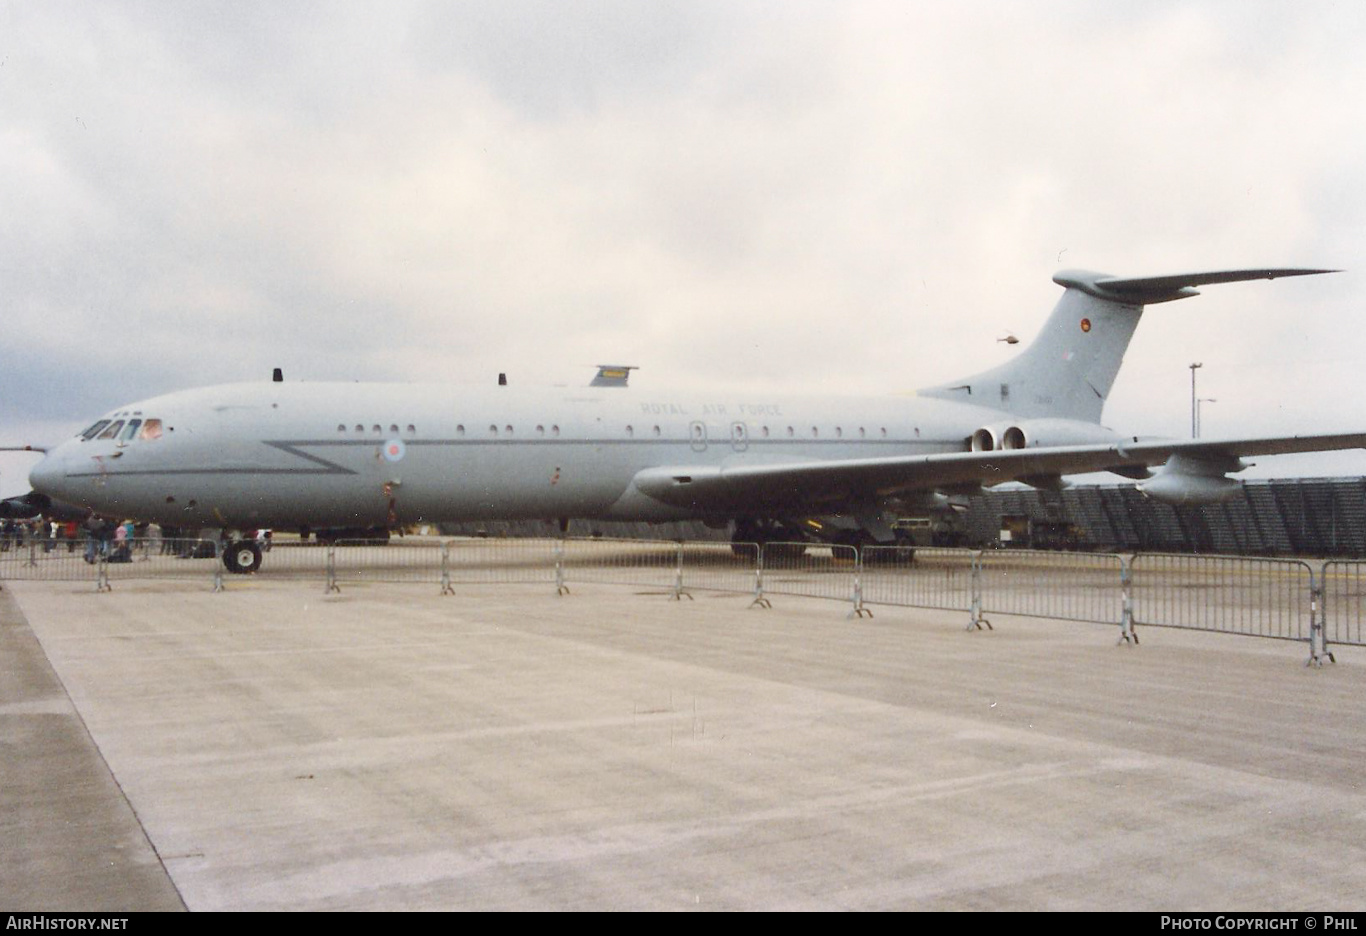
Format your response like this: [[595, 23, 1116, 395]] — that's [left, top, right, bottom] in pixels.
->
[[0, 534, 103, 581], [0, 535, 223, 589], [444, 537, 559, 589], [554, 539, 764, 600], [102, 537, 223, 589], [1129, 554, 1314, 643], [860, 546, 972, 613], [324, 539, 444, 590], [757, 542, 865, 615], [6, 534, 1365, 663], [683, 542, 760, 599], [248, 539, 329, 580], [1319, 561, 1366, 650], [559, 538, 679, 592], [977, 550, 1125, 627]]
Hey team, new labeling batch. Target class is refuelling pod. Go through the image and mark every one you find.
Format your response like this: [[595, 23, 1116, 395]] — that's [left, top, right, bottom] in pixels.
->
[[1137, 453, 1244, 505], [972, 418, 1121, 451]]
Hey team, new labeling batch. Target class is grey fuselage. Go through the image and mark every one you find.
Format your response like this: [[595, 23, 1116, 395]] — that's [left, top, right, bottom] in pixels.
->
[[30, 380, 1011, 530]]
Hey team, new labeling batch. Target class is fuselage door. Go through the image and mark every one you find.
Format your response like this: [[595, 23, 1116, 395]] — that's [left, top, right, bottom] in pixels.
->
[[689, 420, 708, 452], [730, 421, 749, 452]]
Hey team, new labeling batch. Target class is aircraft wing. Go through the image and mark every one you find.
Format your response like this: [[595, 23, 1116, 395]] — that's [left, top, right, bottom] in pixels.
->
[[630, 432, 1366, 512]]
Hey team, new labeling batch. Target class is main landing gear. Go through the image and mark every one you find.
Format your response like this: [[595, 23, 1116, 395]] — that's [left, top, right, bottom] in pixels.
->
[[731, 518, 808, 560], [831, 529, 915, 564]]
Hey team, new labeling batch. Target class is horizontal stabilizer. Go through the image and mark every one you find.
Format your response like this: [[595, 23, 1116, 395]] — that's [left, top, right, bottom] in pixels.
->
[[1056, 268, 1338, 305]]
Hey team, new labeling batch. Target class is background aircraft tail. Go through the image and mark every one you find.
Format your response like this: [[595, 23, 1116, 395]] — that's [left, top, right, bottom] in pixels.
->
[[918, 268, 1334, 424]]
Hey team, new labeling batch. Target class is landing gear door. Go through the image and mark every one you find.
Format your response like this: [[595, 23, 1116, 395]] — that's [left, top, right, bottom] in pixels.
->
[[689, 421, 708, 452], [730, 422, 749, 452]]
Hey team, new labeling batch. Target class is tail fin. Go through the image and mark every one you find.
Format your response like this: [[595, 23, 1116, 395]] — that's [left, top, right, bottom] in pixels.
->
[[918, 268, 1334, 424]]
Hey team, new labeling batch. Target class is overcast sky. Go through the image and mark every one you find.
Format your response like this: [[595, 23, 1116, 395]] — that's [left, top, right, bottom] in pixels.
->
[[4, 1, 1366, 496]]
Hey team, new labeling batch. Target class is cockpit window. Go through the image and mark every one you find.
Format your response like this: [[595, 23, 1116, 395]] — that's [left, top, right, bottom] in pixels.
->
[[118, 419, 142, 443], [96, 420, 125, 440], [139, 419, 163, 441], [80, 420, 111, 440]]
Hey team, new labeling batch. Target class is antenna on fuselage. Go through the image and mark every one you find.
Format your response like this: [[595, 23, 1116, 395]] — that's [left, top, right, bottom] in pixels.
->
[[498, 372, 507, 386], [272, 368, 283, 382]]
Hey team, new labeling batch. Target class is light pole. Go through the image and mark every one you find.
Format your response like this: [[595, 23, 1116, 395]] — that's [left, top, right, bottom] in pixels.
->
[[1196, 398, 1217, 439], [1189, 362, 1203, 438]]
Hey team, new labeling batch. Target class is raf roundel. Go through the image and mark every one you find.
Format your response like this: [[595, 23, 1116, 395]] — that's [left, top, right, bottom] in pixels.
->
[[382, 439, 406, 463], [1080, 318, 1092, 333]]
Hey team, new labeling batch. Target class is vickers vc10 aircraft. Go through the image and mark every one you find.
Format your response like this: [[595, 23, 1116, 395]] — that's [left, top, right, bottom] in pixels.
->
[[23, 267, 1366, 573]]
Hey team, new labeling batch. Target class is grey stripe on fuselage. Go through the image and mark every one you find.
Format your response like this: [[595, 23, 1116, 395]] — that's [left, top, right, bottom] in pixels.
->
[[61, 436, 934, 479]]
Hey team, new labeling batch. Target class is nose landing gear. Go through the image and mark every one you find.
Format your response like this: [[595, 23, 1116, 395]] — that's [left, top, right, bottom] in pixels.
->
[[222, 540, 262, 574]]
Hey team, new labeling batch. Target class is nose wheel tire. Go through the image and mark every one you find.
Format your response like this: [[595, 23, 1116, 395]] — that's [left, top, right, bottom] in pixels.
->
[[223, 541, 262, 574]]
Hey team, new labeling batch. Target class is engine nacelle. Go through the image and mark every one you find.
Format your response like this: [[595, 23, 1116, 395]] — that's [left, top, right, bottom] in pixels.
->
[[1137, 454, 1244, 505], [972, 418, 1120, 451], [970, 424, 1010, 451]]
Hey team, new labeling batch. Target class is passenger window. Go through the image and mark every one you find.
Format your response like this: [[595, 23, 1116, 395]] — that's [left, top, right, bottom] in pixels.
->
[[355, 424, 364, 434], [97, 420, 125, 440], [337, 424, 347, 433], [551, 425, 560, 437], [457, 425, 465, 437], [140, 419, 163, 441], [80, 420, 111, 441], [406, 425, 415, 434], [389, 424, 399, 434]]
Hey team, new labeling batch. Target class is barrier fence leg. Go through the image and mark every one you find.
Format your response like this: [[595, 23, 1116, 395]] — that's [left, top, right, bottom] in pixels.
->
[[440, 542, 454, 596], [967, 551, 990, 631], [848, 551, 872, 618], [555, 539, 569, 596], [670, 542, 693, 601], [1307, 569, 1335, 667], [96, 548, 111, 593], [212, 541, 224, 593], [1118, 555, 1137, 646], [324, 544, 340, 594], [749, 545, 770, 609]]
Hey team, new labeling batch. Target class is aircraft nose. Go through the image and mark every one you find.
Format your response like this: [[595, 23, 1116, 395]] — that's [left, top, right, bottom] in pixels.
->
[[28, 451, 67, 498]]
